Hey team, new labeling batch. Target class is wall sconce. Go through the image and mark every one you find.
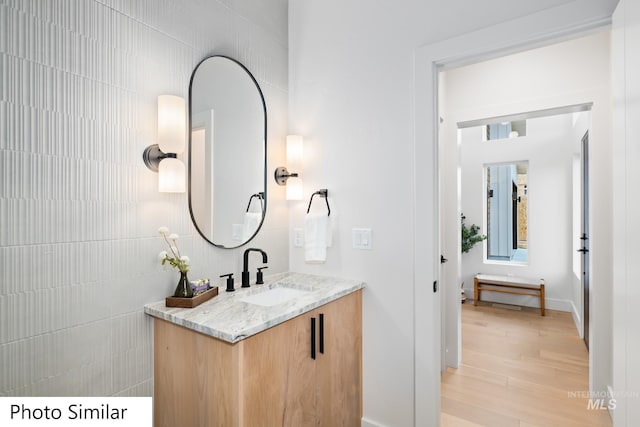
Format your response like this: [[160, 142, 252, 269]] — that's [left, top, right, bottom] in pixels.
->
[[275, 135, 303, 200], [142, 95, 186, 193]]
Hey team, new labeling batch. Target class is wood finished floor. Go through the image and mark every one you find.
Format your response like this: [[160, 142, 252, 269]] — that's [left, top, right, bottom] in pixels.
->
[[441, 302, 612, 427]]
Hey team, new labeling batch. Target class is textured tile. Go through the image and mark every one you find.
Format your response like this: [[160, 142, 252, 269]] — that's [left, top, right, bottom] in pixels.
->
[[110, 312, 153, 392], [112, 378, 153, 397], [0, 320, 112, 395], [1, 0, 288, 397]]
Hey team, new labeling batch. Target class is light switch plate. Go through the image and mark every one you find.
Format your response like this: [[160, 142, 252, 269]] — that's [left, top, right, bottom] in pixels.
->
[[352, 228, 372, 250], [294, 228, 304, 247]]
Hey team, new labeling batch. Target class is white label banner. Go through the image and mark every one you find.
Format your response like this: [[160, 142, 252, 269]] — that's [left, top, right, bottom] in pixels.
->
[[0, 397, 152, 427]]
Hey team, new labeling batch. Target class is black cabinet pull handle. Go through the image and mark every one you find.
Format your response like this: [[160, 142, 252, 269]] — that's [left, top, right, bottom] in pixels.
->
[[577, 248, 589, 253], [311, 317, 316, 360], [319, 313, 324, 354]]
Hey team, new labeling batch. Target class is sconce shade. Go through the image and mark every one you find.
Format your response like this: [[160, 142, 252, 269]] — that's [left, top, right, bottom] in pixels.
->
[[286, 176, 303, 200], [286, 135, 303, 171], [158, 95, 186, 154], [158, 157, 186, 193], [274, 134, 304, 197]]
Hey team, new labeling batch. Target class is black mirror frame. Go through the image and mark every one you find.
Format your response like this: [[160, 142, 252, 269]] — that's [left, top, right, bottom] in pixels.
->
[[187, 55, 267, 249]]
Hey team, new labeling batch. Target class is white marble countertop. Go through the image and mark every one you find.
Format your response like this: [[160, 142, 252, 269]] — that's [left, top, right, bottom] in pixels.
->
[[144, 272, 365, 343]]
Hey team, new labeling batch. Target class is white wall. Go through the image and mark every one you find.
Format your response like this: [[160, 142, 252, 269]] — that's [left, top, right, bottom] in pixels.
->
[[458, 114, 578, 314], [440, 29, 612, 403], [0, 0, 289, 396], [612, 0, 640, 424], [289, 0, 617, 425]]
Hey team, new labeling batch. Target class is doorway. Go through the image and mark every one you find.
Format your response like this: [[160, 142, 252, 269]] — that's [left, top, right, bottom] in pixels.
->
[[414, 17, 613, 427], [432, 35, 606, 427], [437, 31, 606, 364]]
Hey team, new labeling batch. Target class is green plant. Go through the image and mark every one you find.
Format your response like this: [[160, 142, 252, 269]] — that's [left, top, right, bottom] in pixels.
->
[[461, 214, 486, 253]]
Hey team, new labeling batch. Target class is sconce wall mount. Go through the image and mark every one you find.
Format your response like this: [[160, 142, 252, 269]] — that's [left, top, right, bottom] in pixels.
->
[[143, 144, 177, 172], [274, 167, 299, 185], [274, 135, 304, 200]]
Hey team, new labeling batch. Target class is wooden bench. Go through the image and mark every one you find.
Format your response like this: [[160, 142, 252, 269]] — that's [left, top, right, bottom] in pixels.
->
[[474, 274, 545, 316]]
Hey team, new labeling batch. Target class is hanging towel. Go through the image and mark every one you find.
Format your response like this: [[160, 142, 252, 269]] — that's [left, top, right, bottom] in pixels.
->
[[305, 213, 332, 263], [242, 212, 261, 241]]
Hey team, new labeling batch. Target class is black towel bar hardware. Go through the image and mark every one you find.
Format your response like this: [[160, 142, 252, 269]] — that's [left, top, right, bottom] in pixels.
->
[[245, 192, 264, 212], [306, 189, 330, 216]]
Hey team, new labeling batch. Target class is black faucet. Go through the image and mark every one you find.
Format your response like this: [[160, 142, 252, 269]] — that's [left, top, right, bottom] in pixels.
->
[[242, 248, 268, 287]]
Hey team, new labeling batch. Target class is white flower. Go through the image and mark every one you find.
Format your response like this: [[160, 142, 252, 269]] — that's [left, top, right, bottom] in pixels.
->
[[157, 225, 191, 274]]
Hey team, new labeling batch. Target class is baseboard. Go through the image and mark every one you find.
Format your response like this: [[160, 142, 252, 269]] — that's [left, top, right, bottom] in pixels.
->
[[361, 417, 387, 427], [462, 287, 573, 312], [543, 298, 573, 312]]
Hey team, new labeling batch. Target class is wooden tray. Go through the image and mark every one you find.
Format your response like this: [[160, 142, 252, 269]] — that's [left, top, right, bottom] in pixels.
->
[[165, 286, 219, 308]]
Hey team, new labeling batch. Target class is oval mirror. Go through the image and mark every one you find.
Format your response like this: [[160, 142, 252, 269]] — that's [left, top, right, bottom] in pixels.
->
[[188, 56, 267, 248]]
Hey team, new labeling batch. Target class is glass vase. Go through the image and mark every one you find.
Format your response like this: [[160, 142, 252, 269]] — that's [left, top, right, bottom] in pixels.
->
[[173, 271, 193, 298]]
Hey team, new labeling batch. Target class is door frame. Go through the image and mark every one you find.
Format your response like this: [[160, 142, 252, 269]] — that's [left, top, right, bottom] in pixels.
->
[[581, 131, 590, 349], [413, 11, 611, 427]]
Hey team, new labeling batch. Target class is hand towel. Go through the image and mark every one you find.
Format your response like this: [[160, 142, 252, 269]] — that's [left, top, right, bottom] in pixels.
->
[[305, 213, 332, 263], [242, 212, 262, 241]]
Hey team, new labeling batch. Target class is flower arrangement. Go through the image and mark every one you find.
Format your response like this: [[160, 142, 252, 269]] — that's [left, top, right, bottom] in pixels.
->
[[158, 226, 190, 273]]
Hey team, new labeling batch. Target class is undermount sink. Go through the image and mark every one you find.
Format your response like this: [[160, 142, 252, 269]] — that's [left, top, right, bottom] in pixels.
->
[[239, 286, 309, 307]]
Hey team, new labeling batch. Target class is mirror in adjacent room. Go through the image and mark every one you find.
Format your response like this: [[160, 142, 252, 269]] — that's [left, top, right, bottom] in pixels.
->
[[188, 56, 267, 248], [485, 161, 528, 263]]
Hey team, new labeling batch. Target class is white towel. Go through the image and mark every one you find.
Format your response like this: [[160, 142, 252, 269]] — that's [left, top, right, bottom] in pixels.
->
[[242, 212, 261, 241], [305, 213, 332, 263]]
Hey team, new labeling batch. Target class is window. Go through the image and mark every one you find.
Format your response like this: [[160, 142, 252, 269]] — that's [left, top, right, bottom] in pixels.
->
[[485, 162, 528, 263], [485, 120, 527, 140]]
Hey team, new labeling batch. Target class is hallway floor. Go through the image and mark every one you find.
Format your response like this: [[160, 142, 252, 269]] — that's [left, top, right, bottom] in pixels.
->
[[441, 302, 612, 427]]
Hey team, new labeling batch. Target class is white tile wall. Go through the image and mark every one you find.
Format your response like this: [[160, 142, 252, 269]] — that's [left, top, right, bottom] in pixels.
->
[[0, 0, 288, 396]]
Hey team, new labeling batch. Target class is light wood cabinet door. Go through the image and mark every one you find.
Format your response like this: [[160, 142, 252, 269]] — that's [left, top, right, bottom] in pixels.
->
[[315, 290, 362, 426], [242, 290, 362, 427], [241, 309, 316, 426], [154, 318, 241, 427]]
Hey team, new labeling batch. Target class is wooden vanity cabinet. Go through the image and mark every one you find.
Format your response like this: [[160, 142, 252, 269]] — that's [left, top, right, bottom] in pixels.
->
[[153, 290, 362, 427]]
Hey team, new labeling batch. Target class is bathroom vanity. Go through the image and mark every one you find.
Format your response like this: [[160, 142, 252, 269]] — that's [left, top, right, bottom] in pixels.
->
[[144, 273, 363, 427]]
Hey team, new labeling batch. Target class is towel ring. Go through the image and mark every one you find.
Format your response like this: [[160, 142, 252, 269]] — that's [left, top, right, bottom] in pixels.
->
[[246, 192, 264, 212], [307, 189, 330, 216]]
